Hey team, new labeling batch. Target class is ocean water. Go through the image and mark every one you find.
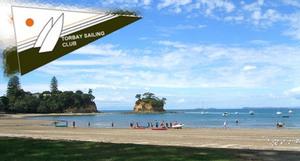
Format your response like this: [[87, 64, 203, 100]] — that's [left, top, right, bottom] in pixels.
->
[[29, 108, 300, 129]]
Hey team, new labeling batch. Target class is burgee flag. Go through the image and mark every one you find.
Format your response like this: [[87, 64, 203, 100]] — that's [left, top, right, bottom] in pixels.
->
[[9, 6, 140, 75]]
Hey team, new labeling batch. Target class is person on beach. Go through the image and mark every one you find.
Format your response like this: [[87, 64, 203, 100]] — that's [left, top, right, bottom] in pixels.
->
[[88, 122, 91, 127], [170, 122, 172, 128], [166, 122, 169, 128], [155, 121, 159, 128], [111, 122, 114, 128], [72, 121, 75, 128], [235, 119, 239, 125], [130, 122, 133, 128], [151, 122, 153, 128], [223, 121, 227, 129]]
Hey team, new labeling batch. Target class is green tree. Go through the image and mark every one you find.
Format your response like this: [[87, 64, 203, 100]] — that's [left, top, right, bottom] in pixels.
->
[[0, 101, 4, 112], [0, 96, 9, 112], [1, 76, 97, 113], [6, 76, 21, 98], [50, 76, 58, 93], [88, 89, 93, 95], [162, 97, 167, 105], [135, 94, 141, 100], [88, 89, 95, 101], [143, 92, 154, 99]]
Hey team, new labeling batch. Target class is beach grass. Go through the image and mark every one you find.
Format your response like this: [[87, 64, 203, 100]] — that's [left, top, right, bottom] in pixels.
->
[[0, 137, 299, 161]]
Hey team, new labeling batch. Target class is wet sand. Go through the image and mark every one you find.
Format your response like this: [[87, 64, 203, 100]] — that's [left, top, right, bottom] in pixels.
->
[[0, 115, 300, 151]]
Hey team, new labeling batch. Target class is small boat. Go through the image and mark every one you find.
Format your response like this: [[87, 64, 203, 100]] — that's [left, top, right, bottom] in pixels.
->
[[288, 110, 293, 114], [54, 120, 68, 127], [152, 127, 168, 130], [276, 111, 282, 115], [222, 112, 229, 117], [249, 111, 255, 115], [276, 122, 284, 128], [172, 124, 184, 129]]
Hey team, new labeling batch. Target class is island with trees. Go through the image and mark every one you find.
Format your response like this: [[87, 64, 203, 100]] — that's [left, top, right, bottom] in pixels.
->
[[133, 92, 166, 113], [0, 76, 98, 113]]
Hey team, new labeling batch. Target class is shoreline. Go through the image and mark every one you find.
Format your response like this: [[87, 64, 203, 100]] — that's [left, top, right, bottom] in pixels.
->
[[1, 113, 299, 130], [0, 116, 300, 152]]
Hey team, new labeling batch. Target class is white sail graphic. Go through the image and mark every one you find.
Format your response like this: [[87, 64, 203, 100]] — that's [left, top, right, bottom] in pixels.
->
[[39, 14, 64, 53], [34, 18, 53, 48]]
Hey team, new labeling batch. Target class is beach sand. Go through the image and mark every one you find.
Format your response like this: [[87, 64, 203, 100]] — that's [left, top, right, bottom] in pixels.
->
[[0, 114, 300, 152]]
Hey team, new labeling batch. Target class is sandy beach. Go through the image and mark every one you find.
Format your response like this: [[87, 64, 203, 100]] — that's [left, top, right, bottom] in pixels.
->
[[0, 114, 300, 152]]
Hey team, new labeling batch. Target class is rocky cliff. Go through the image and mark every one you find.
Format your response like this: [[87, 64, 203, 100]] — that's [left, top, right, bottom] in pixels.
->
[[133, 100, 165, 113]]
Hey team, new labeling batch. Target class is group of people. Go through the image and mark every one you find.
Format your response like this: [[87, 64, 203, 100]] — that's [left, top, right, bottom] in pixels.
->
[[130, 121, 180, 129]]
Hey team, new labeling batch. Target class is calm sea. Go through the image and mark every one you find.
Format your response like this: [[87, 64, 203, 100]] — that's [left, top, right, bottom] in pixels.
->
[[29, 108, 300, 129]]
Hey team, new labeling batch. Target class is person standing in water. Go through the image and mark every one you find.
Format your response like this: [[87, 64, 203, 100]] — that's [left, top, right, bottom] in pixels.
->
[[72, 121, 75, 128], [224, 121, 227, 129], [111, 122, 114, 128], [235, 119, 239, 125]]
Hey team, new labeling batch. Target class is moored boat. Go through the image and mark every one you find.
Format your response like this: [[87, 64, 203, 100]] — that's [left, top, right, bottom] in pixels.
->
[[249, 111, 255, 115], [172, 124, 184, 129], [276, 122, 284, 128], [222, 112, 229, 117]]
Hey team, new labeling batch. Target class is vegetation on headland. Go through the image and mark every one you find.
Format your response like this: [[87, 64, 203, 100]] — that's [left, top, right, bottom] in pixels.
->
[[1, 137, 299, 161], [0, 76, 97, 113], [133, 92, 166, 112]]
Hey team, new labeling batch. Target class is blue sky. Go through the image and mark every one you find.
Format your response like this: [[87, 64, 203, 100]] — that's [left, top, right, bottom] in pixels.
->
[[1, 0, 300, 110]]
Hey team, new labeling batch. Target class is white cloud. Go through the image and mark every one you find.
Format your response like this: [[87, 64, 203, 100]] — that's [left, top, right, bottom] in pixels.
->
[[174, 24, 206, 30], [283, 13, 300, 40], [224, 15, 244, 22], [242, 65, 257, 72], [249, 39, 270, 45], [37, 41, 300, 91], [157, 0, 192, 13], [281, 0, 300, 8], [74, 44, 126, 57], [100, 0, 152, 9], [157, 0, 235, 15], [285, 87, 300, 99]]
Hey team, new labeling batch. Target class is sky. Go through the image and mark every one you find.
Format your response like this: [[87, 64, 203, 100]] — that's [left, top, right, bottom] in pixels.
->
[[1, 0, 300, 110]]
